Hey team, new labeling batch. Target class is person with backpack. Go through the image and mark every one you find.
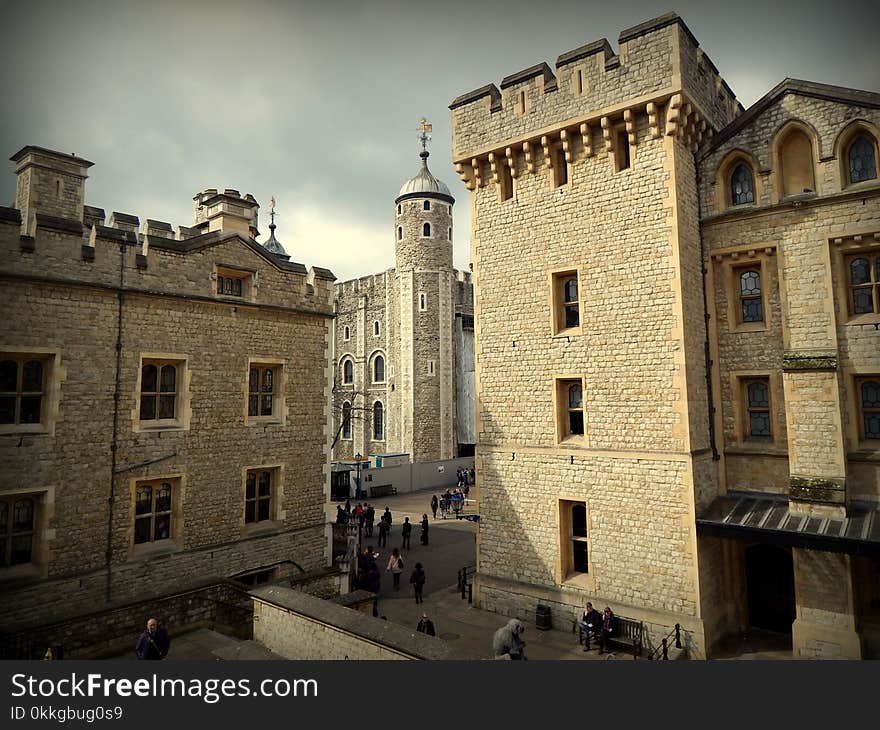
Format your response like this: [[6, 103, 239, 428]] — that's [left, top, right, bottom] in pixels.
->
[[401, 517, 412, 550], [378, 516, 389, 548], [386, 547, 404, 591], [410, 562, 426, 604]]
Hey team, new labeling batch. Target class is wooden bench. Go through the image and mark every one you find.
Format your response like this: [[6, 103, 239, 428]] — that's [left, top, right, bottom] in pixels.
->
[[369, 484, 397, 499], [578, 615, 643, 657]]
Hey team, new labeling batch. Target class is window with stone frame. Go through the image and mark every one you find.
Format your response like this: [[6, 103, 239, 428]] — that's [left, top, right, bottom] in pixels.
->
[[847, 134, 878, 184], [245, 469, 274, 524], [372, 355, 385, 384], [737, 267, 764, 324], [846, 252, 880, 315], [344, 325, 351, 341], [248, 364, 281, 419], [139, 360, 182, 422], [743, 377, 772, 440], [423, 200, 431, 211], [422, 222, 431, 237], [0, 355, 48, 428], [133, 480, 175, 545], [857, 378, 880, 441], [614, 127, 631, 172], [556, 378, 585, 442], [373, 401, 384, 440], [341, 401, 352, 440], [342, 359, 354, 385], [552, 143, 568, 187], [730, 163, 755, 206], [550, 270, 581, 335], [0, 494, 37, 567], [559, 500, 589, 578]]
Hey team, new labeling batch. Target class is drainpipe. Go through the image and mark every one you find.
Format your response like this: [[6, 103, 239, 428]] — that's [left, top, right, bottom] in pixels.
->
[[105, 239, 126, 602]]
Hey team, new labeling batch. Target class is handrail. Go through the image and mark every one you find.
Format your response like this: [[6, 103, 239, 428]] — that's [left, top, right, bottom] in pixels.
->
[[647, 623, 684, 660], [457, 565, 476, 603]]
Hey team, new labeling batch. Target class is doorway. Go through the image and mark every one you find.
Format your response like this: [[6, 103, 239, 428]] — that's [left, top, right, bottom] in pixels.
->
[[745, 544, 796, 633]]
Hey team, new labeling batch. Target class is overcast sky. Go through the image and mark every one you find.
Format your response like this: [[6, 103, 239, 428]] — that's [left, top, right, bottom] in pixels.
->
[[1, 0, 878, 281]]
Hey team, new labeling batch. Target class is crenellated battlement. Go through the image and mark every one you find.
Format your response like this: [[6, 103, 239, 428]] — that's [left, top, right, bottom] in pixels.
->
[[450, 13, 740, 189], [334, 269, 394, 302]]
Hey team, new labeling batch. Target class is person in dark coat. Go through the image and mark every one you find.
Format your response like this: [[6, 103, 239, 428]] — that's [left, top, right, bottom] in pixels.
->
[[382, 507, 392, 526], [410, 562, 426, 604], [366, 562, 381, 594], [365, 504, 375, 537], [579, 602, 602, 650], [430, 494, 438, 520], [598, 607, 618, 654], [416, 613, 435, 636], [344, 498, 351, 514], [136, 618, 170, 660], [401, 517, 412, 550], [377, 516, 389, 548], [336, 505, 348, 524], [420, 514, 429, 546]]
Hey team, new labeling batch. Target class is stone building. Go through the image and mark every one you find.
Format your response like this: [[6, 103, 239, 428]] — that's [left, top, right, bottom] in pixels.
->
[[0, 146, 336, 653], [332, 133, 475, 470], [451, 12, 880, 658]]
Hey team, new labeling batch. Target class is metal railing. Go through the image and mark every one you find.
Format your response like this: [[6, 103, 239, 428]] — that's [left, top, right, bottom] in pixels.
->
[[457, 565, 476, 603], [647, 623, 683, 660]]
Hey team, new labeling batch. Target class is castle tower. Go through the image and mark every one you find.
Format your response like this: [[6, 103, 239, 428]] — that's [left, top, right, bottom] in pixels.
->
[[393, 119, 455, 462]]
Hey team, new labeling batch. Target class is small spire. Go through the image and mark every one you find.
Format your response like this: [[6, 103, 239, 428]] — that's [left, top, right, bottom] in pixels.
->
[[269, 195, 277, 229], [262, 195, 288, 258]]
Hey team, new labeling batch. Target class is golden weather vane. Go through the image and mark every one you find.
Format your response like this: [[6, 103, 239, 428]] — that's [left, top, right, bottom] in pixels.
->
[[418, 117, 433, 153]]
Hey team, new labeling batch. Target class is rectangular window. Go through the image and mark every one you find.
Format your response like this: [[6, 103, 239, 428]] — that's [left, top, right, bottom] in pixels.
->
[[856, 377, 880, 441], [428, 360, 436, 377], [743, 377, 772, 440], [0, 355, 48, 427], [215, 267, 252, 299], [553, 144, 568, 187], [248, 365, 278, 418], [499, 161, 513, 201], [846, 252, 880, 315], [133, 479, 175, 545], [735, 266, 764, 324], [614, 128, 630, 172], [559, 499, 589, 579], [245, 469, 274, 524], [0, 494, 37, 567], [139, 359, 184, 424], [556, 377, 585, 443], [419, 293, 427, 312], [550, 270, 581, 335]]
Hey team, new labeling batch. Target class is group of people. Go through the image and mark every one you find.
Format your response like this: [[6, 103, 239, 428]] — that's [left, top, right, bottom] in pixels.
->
[[456, 467, 475, 489], [356, 544, 428, 604], [430, 488, 467, 519], [579, 602, 618, 654]]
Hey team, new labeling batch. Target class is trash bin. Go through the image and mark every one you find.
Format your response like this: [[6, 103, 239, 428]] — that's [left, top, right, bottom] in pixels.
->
[[536, 604, 552, 631]]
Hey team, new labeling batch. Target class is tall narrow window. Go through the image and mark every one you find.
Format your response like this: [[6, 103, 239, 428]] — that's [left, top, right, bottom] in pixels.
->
[[397, 227, 402, 241], [615, 129, 630, 171], [342, 359, 353, 385], [551, 270, 580, 335], [560, 499, 589, 579], [423, 200, 431, 211], [373, 355, 385, 383], [423, 222, 431, 237], [860, 379, 880, 440], [342, 401, 352, 439], [499, 161, 513, 201], [374, 320, 380, 336], [519, 90, 526, 114], [419, 293, 427, 311], [731, 163, 755, 205], [568, 383, 584, 436], [848, 134, 878, 184], [848, 254, 880, 315], [134, 481, 173, 544], [1, 496, 36, 566], [373, 401, 384, 440], [0, 357, 45, 426], [245, 470, 272, 524], [553, 145, 568, 187], [745, 378, 771, 439], [248, 366, 276, 417], [576, 69, 583, 95], [344, 325, 350, 341], [563, 278, 579, 328], [739, 269, 763, 323], [397, 204, 402, 215], [140, 363, 177, 421]]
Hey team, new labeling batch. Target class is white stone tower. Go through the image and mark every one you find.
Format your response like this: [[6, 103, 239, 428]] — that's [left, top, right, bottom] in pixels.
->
[[393, 119, 455, 462]]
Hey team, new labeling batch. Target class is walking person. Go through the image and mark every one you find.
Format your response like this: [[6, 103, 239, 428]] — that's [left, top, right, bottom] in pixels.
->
[[416, 612, 436, 636], [410, 562, 426, 604], [420, 514, 430, 546], [430, 494, 438, 520], [365, 503, 375, 537], [378, 516, 389, 548], [382, 506, 393, 527], [386, 547, 404, 591], [135, 618, 170, 660], [401, 517, 412, 550], [344, 498, 351, 514]]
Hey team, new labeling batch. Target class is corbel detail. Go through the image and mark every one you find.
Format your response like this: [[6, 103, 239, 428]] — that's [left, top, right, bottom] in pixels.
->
[[560, 129, 572, 163], [523, 141, 534, 174], [647, 102, 660, 139], [488, 152, 500, 185], [505, 147, 518, 178], [580, 123, 593, 157], [600, 116, 613, 154], [623, 109, 635, 147], [455, 162, 475, 191], [665, 93, 682, 137], [541, 135, 553, 169], [472, 158, 482, 188]]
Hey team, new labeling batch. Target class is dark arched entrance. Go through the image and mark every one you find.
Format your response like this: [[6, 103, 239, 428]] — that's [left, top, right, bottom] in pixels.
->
[[745, 544, 795, 633]]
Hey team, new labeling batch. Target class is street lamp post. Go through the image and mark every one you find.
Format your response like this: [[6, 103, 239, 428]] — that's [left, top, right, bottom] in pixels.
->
[[355, 452, 362, 501]]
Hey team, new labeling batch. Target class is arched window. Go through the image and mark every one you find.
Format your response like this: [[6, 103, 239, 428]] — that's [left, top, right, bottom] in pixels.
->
[[779, 128, 815, 196], [739, 269, 763, 323], [567, 383, 584, 435], [373, 355, 385, 383], [563, 277, 579, 328], [374, 320, 380, 336], [341, 401, 352, 439], [397, 227, 403, 241], [860, 380, 880, 440], [848, 134, 878, 184], [730, 163, 755, 205], [423, 200, 431, 211], [342, 359, 353, 385], [397, 204, 401, 215], [423, 222, 431, 237], [746, 380, 771, 438], [373, 401, 384, 440], [847, 254, 879, 314], [343, 325, 350, 341]]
